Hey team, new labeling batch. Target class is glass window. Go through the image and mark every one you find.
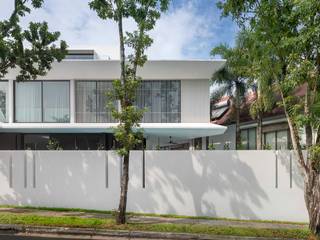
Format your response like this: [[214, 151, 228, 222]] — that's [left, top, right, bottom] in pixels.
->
[[15, 81, 70, 123], [240, 130, 248, 149], [76, 81, 97, 122], [264, 132, 276, 149], [15, 82, 42, 122], [76, 81, 115, 123], [264, 130, 289, 150], [240, 128, 256, 150], [97, 81, 115, 123], [248, 128, 257, 150], [24, 134, 50, 150], [136, 80, 181, 123], [277, 130, 288, 150], [43, 82, 70, 122], [0, 81, 8, 122]]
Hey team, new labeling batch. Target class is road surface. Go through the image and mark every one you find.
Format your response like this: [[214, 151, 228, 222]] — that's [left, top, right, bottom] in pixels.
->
[[0, 234, 169, 240]]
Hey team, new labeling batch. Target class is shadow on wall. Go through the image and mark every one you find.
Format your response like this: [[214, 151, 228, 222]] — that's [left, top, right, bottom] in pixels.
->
[[0, 150, 307, 221], [0, 151, 120, 210], [278, 150, 304, 190], [128, 150, 274, 220]]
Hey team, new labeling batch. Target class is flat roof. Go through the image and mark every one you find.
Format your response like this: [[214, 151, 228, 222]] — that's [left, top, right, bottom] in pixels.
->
[[5, 59, 226, 80]]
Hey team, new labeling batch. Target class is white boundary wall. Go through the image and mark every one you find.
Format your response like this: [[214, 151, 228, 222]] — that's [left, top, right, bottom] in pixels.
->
[[0, 150, 308, 222]]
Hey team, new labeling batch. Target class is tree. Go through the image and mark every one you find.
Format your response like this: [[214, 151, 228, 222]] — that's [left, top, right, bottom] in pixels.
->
[[240, 30, 275, 150], [0, 0, 67, 81], [211, 35, 249, 149], [217, 0, 320, 236], [89, 0, 169, 224]]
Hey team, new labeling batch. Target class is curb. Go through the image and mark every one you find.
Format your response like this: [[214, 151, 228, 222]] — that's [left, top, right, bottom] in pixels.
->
[[0, 224, 299, 240]]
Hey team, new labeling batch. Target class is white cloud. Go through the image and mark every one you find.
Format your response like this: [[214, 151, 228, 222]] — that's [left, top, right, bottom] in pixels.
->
[[0, 0, 214, 60]]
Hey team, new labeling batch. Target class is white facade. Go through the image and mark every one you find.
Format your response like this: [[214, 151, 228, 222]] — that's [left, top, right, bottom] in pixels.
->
[[0, 58, 226, 150], [0, 150, 307, 222]]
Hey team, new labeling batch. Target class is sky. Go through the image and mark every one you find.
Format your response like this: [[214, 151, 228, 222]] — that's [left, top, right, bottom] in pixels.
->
[[0, 0, 238, 60]]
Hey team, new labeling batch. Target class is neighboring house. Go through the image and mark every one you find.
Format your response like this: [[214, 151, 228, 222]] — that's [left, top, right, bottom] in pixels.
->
[[209, 88, 307, 150], [0, 50, 226, 150]]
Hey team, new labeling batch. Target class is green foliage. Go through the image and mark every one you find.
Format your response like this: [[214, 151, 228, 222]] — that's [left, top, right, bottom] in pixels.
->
[[223, 143, 230, 150], [108, 78, 145, 156], [0, 212, 311, 239], [46, 138, 63, 150], [0, 0, 67, 81], [90, 0, 169, 158], [310, 145, 320, 173], [208, 143, 216, 150], [263, 144, 272, 150], [211, 31, 251, 112], [217, 0, 320, 148]]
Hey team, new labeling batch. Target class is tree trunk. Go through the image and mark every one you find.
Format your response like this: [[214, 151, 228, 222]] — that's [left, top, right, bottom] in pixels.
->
[[235, 107, 241, 149], [115, 1, 129, 225], [305, 84, 313, 148], [305, 170, 320, 236], [116, 154, 130, 224], [235, 92, 241, 149], [256, 113, 263, 150]]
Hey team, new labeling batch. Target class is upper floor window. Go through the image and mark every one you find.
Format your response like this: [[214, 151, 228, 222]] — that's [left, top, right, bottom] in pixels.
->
[[75, 80, 180, 123], [15, 81, 70, 123], [0, 81, 8, 123], [135, 80, 181, 123], [75, 81, 115, 123]]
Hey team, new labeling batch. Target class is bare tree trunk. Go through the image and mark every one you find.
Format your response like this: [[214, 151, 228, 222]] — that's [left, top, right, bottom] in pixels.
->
[[235, 91, 241, 149], [235, 108, 241, 149], [305, 169, 320, 236], [117, 154, 130, 224], [305, 84, 313, 148], [256, 113, 263, 150]]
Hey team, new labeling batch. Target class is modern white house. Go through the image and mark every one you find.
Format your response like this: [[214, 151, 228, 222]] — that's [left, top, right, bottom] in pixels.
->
[[0, 50, 227, 150]]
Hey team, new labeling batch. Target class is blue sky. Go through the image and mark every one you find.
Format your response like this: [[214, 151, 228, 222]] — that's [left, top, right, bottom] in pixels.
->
[[0, 0, 238, 60]]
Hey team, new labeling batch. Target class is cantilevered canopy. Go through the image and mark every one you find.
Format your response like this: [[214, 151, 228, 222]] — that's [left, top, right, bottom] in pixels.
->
[[141, 123, 226, 139], [0, 123, 226, 139]]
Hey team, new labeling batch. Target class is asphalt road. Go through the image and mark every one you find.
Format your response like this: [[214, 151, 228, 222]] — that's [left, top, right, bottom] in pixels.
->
[[0, 234, 169, 240]]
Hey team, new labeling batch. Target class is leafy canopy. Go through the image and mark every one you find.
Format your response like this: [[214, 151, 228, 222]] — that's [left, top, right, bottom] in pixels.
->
[[0, 0, 67, 81], [89, 0, 169, 157]]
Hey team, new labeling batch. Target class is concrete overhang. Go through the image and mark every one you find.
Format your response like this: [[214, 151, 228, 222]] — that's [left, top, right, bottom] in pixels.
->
[[0, 123, 227, 139], [5, 59, 226, 81]]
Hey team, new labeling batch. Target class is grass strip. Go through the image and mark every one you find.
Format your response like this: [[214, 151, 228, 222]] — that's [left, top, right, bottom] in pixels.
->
[[0, 213, 311, 239], [0, 205, 308, 226]]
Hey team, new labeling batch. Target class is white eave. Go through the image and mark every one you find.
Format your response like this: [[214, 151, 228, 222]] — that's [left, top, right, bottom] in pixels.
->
[[5, 59, 226, 81], [0, 123, 227, 139]]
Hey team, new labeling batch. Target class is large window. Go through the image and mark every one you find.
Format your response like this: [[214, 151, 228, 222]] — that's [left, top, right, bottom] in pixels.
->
[[15, 81, 70, 123], [240, 128, 256, 150], [76, 81, 115, 123], [264, 130, 289, 150], [0, 81, 8, 122], [135, 80, 181, 123]]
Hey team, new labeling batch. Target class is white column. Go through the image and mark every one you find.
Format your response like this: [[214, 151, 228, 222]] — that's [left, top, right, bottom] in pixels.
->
[[189, 139, 194, 150], [70, 79, 75, 123], [202, 137, 207, 150], [8, 79, 14, 123]]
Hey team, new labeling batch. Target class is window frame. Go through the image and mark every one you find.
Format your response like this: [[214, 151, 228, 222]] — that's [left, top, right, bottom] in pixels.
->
[[14, 80, 70, 123], [263, 129, 290, 150], [75, 80, 116, 123], [136, 80, 181, 123], [0, 80, 9, 123], [240, 127, 257, 150]]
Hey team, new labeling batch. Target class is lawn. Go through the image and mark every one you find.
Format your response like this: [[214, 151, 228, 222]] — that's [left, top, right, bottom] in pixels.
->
[[0, 212, 311, 239]]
